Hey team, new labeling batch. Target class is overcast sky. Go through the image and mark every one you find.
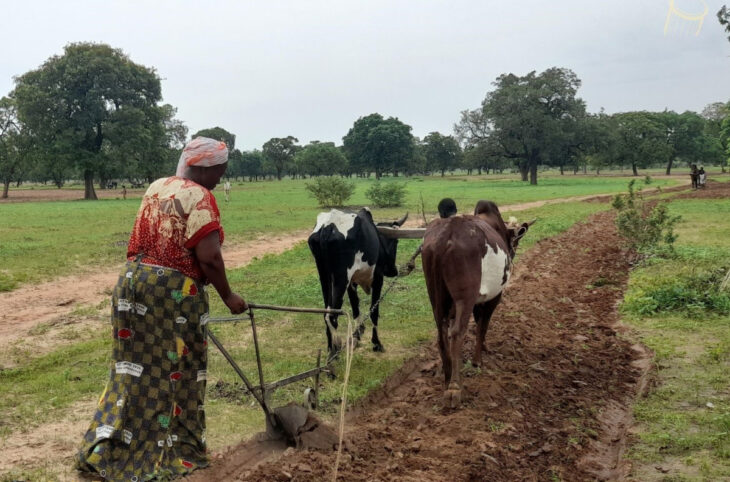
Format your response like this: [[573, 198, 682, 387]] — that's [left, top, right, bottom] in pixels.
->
[[2, 0, 729, 151]]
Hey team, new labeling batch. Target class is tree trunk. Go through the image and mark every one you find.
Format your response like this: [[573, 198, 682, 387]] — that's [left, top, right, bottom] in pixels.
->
[[441, 169, 445, 177], [2, 180, 9, 199], [632, 163, 638, 176], [559, 165, 564, 175], [276, 167, 282, 180], [583, 164, 587, 174], [478, 167, 483, 175], [84, 170, 98, 200], [665, 158, 673, 175], [529, 162, 538, 185], [519, 162, 528, 182]]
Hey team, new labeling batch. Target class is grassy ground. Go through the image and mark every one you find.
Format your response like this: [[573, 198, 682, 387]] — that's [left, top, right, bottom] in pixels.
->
[[624, 199, 730, 481], [0, 200, 608, 481], [0, 174, 676, 292]]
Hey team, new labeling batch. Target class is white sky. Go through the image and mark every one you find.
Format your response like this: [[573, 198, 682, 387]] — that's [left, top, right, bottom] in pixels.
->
[[2, 0, 729, 151]]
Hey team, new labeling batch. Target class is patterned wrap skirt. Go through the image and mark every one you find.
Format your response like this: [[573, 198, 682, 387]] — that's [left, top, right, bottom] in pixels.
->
[[76, 259, 210, 481]]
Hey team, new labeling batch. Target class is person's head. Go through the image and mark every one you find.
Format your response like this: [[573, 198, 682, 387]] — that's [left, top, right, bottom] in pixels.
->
[[437, 198, 457, 218], [176, 137, 229, 190]]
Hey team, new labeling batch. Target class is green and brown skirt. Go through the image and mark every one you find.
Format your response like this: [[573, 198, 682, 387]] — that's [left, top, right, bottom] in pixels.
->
[[76, 259, 210, 481]]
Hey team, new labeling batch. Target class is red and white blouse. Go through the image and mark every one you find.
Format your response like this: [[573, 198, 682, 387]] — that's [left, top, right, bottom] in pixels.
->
[[127, 176, 224, 281]]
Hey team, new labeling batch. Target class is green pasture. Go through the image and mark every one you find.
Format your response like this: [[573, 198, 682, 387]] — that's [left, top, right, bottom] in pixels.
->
[[0, 200, 608, 481], [0, 174, 677, 292], [624, 199, 730, 480]]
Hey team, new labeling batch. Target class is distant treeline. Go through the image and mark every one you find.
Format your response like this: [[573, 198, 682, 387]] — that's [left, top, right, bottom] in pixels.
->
[[1, 43, 728, 199]]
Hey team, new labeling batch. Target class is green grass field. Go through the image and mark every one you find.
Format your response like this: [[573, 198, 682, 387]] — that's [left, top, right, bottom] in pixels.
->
[[0, 198, 609, 481], [624, 199, 730, 480], [0, 174, 677, 292]]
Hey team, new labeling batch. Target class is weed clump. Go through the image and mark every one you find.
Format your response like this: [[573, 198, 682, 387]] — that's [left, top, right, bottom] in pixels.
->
[[612, 178, 680, 254], [305, 177, 355, 207], [365, 181, 407, 208]]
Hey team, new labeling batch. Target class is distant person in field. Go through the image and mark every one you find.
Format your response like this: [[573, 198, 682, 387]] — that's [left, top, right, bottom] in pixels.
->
[[75, 137, 247, 481], [223, 179, 231, 203], [121, 185, 127, 200], [690, 163, 699, 189], [698, 166, 707, 188]]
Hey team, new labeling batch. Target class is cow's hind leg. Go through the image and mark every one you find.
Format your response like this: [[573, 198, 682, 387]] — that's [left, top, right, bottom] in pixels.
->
[[445, 298, 474, 408], [370, 274, 385, 352], [347, 284, 365, 343], [472, 293, 502, 368]]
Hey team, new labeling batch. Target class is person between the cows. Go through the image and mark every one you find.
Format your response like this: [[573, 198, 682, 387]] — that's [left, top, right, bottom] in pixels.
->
[[75, 137, 247, 481]]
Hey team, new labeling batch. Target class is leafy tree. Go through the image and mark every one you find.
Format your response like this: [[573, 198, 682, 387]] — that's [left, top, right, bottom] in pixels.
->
[[612, 112, 671, 176], [456, 67, 587, 184], [240, 150, 266, 181], [192, 126, 236, 150], [294, 141, 348, 177], [655, 111, 708, 174], [719, 5, 730, 41], [0, 97, 21, 198], [422, 132, 462, 176], [702, 102, 730, 171], [262, 136, 300, 180], [342, 113, 415, 179], [12, 42, 164, 199]]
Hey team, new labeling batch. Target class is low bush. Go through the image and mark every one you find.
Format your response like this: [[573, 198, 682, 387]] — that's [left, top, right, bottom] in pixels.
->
[[365, 181, 407, 208], [304, 176, 355, 207]]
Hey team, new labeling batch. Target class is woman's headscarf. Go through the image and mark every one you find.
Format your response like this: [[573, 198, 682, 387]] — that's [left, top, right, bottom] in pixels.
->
[[176, 137, 229, 177]]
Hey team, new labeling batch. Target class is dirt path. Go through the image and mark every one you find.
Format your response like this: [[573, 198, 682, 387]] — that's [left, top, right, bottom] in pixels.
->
[[0, 230, 309, 363], [194, 210, 649, 481]]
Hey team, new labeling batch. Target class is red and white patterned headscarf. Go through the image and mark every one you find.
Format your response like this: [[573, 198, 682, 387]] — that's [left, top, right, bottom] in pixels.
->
[[176, 137, 229, 177]]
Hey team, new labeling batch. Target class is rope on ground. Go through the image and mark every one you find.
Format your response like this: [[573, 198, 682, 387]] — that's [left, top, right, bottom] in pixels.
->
[[332, 312, 354, 482]]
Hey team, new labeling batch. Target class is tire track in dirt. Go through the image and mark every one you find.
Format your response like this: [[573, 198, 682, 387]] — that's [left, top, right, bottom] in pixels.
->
[[196, 210, 648, 481], [0, 230, 309, 363]]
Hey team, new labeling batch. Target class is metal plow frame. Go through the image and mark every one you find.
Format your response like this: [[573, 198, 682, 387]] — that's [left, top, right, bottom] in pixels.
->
[[206, 303, 345, 438]]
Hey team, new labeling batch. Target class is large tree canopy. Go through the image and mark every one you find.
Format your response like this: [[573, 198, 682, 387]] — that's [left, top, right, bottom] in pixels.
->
[[262, 136, 300, 180], [456, 67, 587, 184], [294, 141, 348, 177], [12, 42, 169, 199], [422, 132, 461, 176], [342, 113, 415, 179]]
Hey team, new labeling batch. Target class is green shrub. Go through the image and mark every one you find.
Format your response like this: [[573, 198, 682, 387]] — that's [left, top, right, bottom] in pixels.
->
[[623, 267, 730, 317], [304, 176, 355, 207], [365, 181, 407, 208], [612, 179, 680, 253]]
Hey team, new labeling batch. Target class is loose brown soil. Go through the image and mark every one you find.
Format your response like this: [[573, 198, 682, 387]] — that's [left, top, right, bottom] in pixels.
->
[[672, 179, 730, 199], [191, 210, 649, 481]]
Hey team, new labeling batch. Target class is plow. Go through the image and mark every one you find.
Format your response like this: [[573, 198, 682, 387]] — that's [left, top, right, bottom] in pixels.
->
[[207, 303, 345, 446], [206, 240, 425, 446]]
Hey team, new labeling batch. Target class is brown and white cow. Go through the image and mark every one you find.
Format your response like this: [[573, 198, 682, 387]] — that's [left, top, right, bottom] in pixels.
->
[[422, 199, 533, 408]]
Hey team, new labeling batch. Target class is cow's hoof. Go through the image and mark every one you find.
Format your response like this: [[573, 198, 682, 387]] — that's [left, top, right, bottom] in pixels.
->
[[372, 343, 385, 353], [443, 388, 462, 408]]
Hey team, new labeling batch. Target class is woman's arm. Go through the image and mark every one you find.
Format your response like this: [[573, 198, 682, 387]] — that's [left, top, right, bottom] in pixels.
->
[[194, 231, 247, 314]]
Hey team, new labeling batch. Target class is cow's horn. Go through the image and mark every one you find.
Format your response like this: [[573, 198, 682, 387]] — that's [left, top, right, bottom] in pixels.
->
[[395, 212, 408, 226], [377, 226, 426, 239], [526, 218, 537, 226]]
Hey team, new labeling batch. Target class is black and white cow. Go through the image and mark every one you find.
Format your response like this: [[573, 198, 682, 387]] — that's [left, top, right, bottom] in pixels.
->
[[308, 208, 408, 355]]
